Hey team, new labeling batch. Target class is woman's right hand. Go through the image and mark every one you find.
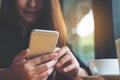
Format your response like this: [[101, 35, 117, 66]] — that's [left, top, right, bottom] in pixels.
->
[[5, 49, 58, 80]]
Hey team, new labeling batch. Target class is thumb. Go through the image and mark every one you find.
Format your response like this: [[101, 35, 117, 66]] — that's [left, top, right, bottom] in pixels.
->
[[54, 47, 60, 52], [13, 49, 30, 62]]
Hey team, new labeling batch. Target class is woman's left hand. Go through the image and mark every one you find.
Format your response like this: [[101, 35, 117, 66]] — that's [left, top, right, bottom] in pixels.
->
[[55, 46, 88, 79]]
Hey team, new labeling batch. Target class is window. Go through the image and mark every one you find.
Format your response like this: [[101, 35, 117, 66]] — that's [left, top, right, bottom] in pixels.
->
[[62, 0, 94, 66]]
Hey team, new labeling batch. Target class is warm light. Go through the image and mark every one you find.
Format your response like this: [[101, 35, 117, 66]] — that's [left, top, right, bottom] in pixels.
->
[[76, 9, 94, 37]]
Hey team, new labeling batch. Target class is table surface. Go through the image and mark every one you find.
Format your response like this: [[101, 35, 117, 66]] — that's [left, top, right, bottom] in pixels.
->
[[74, 75, 120, 80]]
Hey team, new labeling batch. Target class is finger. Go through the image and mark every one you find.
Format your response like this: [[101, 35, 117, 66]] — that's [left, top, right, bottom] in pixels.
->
[[58, 46, 77, 62], [63, 63, 76, 72], [35, 60, 57, 74], [56, 54, 72, 67], [13, 49, 29, 62], [29, 53, 58, 66], [57, 46, 70, 58], [37, 67, 54, 80], [54, 47, 60, 52]]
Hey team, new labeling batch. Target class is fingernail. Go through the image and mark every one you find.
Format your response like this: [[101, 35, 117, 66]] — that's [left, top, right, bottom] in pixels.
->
[[53, 53, 58, 60], [63, 68, 68, 72], [56, 63, 61, 67], [54, 58, 58, 60], [54, 53, 58, 57]]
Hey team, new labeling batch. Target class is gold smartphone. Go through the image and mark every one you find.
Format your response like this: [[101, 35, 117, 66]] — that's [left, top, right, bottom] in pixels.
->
[[28, 29, 59, 58]]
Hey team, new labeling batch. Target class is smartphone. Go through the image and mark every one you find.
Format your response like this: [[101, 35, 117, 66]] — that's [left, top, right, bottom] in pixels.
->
[[28, 29, 59, 58]]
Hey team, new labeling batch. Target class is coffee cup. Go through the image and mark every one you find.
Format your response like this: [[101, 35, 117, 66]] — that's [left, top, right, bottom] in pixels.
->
[[89, 59, 119, 76]]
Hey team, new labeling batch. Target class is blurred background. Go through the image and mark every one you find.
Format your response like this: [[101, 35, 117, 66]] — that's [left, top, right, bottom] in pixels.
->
[[61, 0, 120, 66], [61, 0, 94, 66]]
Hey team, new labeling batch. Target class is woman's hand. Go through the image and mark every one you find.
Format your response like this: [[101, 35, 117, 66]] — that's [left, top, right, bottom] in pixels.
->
[[5, 49, 58, 80], [55, 46, 88, 79]]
